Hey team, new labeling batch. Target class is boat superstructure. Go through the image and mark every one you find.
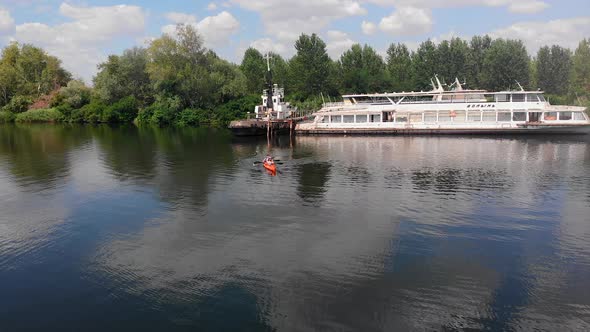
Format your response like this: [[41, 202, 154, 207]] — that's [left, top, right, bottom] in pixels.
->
[[229, 54, 300, 136], [296, 77, 590, 135], [254, 54, 293, 120]]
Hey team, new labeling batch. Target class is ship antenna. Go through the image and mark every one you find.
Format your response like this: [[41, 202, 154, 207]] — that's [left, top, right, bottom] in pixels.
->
[[265, 53, 273, 110], [515, 80, 524, 92], [434, 75, 444, 92]]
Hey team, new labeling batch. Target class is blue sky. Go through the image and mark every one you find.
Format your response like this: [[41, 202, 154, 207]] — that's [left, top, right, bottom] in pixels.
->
[[0, 0, 588, 82]]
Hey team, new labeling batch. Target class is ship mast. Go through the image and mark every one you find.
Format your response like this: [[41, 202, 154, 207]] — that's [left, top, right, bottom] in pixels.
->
[[265, 53, 273, 110]]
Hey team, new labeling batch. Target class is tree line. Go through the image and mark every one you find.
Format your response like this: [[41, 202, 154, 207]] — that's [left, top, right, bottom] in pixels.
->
[[0, 24, 588, 126]]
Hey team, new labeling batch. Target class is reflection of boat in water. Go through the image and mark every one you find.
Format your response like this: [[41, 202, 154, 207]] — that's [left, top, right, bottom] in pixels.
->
[[297, 77, 590, 135]]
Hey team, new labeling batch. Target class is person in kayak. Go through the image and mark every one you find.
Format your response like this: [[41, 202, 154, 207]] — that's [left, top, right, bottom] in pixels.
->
[[263, 155, 274, 165]]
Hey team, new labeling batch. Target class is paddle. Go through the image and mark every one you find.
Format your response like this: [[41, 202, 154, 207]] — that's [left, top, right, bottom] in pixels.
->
[[253, 161, 284, 165]]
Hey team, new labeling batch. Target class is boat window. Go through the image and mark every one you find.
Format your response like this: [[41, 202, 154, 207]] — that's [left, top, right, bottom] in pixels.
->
[[331, 115, 342, 123], [559, 112, 572, 120], [320, 116, 328, 123], [526, 94, 537, 102], [484, 94, 495, 102], [424, 112, 437, 122], [382, 112, 394, 122], [395, 114, 408, 123], [467, 111, 482, 122], [482, 111, 496, 122], [355, 114, 367, 123], [370, 114, 381, 122], [498, 112, 512, 121], [453, 111, 466, 122], [513, 111, 526, 121], [438, 111, 452, 122], [512, 94, 525, 102], [343, 115, 354, 123], [573, 112, 586, 120], [537, 94, 546, 102], [496, 94, 509, 102], [544, 112, 557, 120], [466, 94, 486, 102], [410, 114, 422, 123]]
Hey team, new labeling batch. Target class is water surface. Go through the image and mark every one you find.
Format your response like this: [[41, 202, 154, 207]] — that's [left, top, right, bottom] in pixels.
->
[[1, 124, 589, 331]]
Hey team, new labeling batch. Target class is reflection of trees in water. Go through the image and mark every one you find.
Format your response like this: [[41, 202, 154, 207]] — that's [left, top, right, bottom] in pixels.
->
[[384, 167, 405, 189], [89, 126, 238, 210], [342, 166, 372, 188], [148, 127, 236, 209], [91, 125, 158, 181], [296, 162, 331, 206], [410, 168, 511, 196], [0, 125, 91, 188]]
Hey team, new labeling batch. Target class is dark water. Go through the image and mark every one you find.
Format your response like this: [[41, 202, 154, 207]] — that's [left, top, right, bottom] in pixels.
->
[[1, 124, 589, 331]]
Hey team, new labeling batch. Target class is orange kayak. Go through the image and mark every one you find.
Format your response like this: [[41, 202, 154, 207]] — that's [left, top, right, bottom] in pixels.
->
[[263, 162, 276, 173]]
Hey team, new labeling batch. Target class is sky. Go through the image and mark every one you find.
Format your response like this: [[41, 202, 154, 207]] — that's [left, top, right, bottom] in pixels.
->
[[0, 0, 588, 83]]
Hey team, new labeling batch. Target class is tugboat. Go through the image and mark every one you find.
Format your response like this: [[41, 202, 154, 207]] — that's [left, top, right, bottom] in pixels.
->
[[229, 54, 296, 136]]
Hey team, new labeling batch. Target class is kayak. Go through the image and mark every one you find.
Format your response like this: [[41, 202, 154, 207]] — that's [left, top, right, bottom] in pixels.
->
[[263, 162, 276, 173]]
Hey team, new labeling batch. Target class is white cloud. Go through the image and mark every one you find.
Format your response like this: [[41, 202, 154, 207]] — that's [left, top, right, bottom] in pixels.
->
[[231, 0, 366, 42], [14, 3, 146, 83], [165, 12, 197, 24], [379, 6, 432, 36], [162, 11, 240, 47], [326, 30, 355, 58], [361, 21, 377, 35], [0, 8, 15, 35], [490, 16, 590, 53], [207, 2, 218, 11], [250, 38, 290, 55], [196, 11, 240, 46], [364, 0, 549, 14], [507, 1, 549, 14]]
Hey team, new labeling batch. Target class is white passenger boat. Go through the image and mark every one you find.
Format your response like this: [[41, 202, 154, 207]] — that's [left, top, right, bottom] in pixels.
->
[[296, 77, 590, 135]]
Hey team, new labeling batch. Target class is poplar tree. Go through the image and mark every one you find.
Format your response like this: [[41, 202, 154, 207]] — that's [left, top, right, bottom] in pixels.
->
[[339, 44, 387, 93], [386, 43, 414, 92], [288, 33, 334, 99], [536, 45, 572, 95], [481, 39, 530, 91], [569, 39, 590, 103]]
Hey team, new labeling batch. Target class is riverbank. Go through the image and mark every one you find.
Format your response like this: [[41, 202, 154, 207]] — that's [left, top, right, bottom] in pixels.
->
[[0, 94, 261, 128]]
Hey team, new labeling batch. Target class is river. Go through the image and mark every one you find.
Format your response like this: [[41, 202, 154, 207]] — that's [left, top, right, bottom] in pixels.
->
[[0, 124, 589, 331]]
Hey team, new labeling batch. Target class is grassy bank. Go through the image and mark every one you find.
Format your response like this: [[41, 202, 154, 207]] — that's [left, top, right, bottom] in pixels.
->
[[0, 94, 260, 127], [15, 108, 64, 123]]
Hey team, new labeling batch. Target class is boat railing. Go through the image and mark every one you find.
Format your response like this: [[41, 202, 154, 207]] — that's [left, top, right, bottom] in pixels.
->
[[322, 102, 346, 107]]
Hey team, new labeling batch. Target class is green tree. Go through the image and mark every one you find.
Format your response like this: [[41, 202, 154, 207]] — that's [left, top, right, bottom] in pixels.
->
[[536, 45, 572, 95], [481, 39, 530, 91], [146, 24, 245, 110], [386, 43, 414, 92], [240, 48, 267, 94], [569, 39, 590, 103], [339, 44, 387, 93], [0, 42, 70, 107], [466, 35, 492, 88], [268, 52, 289, 90], [57, 79, 91, 109], [436, 38, 469, 84], [412, 39, 437, 90], [289, 33, 335, 99], [93, 47, 152, 106]]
